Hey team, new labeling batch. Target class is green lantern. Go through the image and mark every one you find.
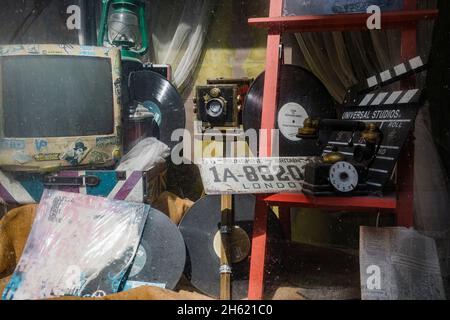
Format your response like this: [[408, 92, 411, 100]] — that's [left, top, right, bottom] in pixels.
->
[[98, 0, 149, 62]]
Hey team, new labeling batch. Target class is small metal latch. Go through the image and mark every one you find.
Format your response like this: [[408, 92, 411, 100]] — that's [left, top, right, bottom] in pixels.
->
[[43, 175, 100, 187], [220, 265, 232, 274], [84, 176, 100, 187]]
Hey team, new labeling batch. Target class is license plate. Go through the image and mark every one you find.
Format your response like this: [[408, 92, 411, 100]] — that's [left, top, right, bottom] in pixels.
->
[[198, 157, 312, 194]]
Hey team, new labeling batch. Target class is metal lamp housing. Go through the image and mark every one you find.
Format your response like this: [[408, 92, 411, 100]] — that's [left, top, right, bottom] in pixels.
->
[[107, 10, 141, 49], [98, 0, 149, 61]]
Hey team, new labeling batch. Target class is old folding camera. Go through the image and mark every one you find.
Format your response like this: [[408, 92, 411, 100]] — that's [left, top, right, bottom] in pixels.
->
[[298, 119, 383, 196], [194, 78, 253, 130]]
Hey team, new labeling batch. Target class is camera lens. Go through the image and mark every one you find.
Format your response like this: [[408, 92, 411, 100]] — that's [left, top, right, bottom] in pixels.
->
[[206, 99, 225, 118]]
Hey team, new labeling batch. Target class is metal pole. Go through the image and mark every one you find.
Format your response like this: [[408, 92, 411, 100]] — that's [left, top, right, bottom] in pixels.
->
[[220, 194, 233, 300]]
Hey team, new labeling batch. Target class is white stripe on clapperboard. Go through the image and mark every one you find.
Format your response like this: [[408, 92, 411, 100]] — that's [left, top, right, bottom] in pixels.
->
[[371, 92, 389, 106], [380, 70, 392, 82], [365, 56, 423, 89], [0, 171, 35, 203], [394, 63, 407, 76], [409, 56, 424, 69], [359, 93, 375, 106], [359, 90, 418, 106], [399, 89, 419, 104], [384, 91, 403, 104], [367, 76, 378, 88]]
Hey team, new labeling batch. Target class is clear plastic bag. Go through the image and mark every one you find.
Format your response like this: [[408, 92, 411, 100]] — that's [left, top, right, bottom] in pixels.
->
[[116, 137, 170, 172], [2, 189, 150, 300]]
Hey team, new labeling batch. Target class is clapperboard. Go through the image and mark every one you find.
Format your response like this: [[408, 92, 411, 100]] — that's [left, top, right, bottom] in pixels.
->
[[324, 56, 426, 192]]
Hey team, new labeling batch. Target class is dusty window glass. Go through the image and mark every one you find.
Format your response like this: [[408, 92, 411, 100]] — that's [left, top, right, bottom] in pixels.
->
[[0, 0, 449, 300]]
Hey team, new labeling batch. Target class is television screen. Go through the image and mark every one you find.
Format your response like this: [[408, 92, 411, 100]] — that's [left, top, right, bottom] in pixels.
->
[[0, 55, 114, 138]]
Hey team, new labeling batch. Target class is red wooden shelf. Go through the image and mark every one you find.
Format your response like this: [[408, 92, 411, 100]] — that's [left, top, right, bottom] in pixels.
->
[[246, 0, 433, 300], [262, 193, 397, 211], [248, 9, 438, 33]]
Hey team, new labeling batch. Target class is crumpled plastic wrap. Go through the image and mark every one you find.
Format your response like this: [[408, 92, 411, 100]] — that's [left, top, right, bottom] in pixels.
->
[[116, 137, 170, 172], [2, 189, 150, 300]]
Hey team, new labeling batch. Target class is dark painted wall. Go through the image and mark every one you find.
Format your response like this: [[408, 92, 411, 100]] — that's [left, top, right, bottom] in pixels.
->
[[427, 0, 450, 179], [0, 0, 97, 45]]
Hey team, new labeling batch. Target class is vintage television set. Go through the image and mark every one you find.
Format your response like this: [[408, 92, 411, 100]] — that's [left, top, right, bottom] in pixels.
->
[[0, 44, 122, 172]]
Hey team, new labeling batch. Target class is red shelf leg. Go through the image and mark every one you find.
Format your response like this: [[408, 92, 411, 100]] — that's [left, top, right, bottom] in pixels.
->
[[248, 199, 269, 300], [247, 0, 283, 301]]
